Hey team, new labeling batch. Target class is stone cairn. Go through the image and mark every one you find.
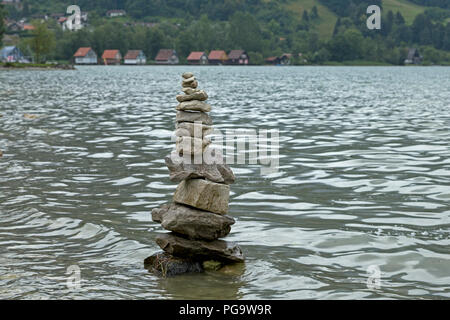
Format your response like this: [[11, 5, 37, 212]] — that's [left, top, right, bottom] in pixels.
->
[[145, 72, 244, 277]]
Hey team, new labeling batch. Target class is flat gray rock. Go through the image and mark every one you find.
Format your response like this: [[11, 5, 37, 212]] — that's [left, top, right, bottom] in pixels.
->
[[175, 122, 213, 138], [156, 233, 245, 263], [153, 203, 235, 240], [176, 90, 208, 102], [176, 136, 211, 155], [176, 111, 212, 125], [173, 179, 230, 214], [182, 72, 194, 79], [165, 155, 235, 184], [176, 100, 211, 112]]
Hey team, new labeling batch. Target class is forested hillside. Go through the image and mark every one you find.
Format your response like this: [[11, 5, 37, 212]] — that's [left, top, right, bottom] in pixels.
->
[[2, 0, 450, 65]]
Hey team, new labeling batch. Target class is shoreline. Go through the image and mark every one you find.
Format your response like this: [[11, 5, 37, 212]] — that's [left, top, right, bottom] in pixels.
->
[[0, 63, 75, 70]]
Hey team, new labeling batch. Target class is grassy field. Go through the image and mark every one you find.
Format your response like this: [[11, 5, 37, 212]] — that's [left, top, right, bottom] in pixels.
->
[[285, 0, 338, 39], [383, 0, 426, 24], [281, 0, 427, 40]]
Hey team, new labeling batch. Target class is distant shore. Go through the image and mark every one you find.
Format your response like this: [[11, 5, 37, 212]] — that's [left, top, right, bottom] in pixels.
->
[[0, 62, 75, 70]]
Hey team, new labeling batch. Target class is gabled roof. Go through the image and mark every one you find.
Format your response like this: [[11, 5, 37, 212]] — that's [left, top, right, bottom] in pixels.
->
[[102, 50, 121, 60], [265, 56, 278, 62], [124, 50, 144, 59], [23, 24, 35, 31], [208, 50, 227, 61], [407, 48, 420, 60], [155, 49, 176, 61], [187, 51, 206, 61], [74, 47, 94, 57], [228, 50, 246, 60]]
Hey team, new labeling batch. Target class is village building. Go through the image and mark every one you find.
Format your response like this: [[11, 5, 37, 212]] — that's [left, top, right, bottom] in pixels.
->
[[265, 56, 281, 65], [279, 53, 292, 65], [227, 50, 249, 65], [404, 48, 423, 65], [187, 51, 208, 65], [124, 50, 147, 65], [208, 50, 228, 65], [265, 53, 292, 65], [73, 47, 98, 65], [6, 20, 22, 32], [155, 49, 179, 65], [0, 46, 29, 63], [22, 24, 35, 31], [106, 10, 126, 18], [102, 50, 122, 65]]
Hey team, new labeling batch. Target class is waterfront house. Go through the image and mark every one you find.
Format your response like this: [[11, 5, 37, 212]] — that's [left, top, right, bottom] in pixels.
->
[[187, 51, 208, 65], [0, 46, 26, 63], [124, 50, 147, 65], [208, 50, 228, 65], [279, 53, 292, 65], [106, 10, 126, 18], [22, 24, 35, 31], [73, 47, 97, 65], [265, 56, 280, 65], [404, 48, 422, 65], [227, 50, 249, 65], [102, 50, 122, 65], [155, 49, 179, 65]]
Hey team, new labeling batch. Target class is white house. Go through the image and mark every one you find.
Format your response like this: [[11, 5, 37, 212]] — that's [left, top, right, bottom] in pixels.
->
[[106, 10, 126, 18], [73, 47, 97, 65], [124, 50, 146, 65]]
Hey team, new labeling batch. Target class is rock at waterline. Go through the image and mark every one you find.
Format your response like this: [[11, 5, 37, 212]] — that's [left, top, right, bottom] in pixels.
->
[[23, 114, 38, 119], [173, 178, 230, 215], [156, 233, 245, 263], [165, 154, 235, 184], [176, 110, 213, 125], [203, 260, 223, 271], [152, 203, 235, 240], [144, 251, 203, 277]]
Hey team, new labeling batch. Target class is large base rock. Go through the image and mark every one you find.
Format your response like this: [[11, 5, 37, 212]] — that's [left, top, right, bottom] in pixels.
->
[[173, 179, 230, 215], [152, 203, 235, 240], [144, 251, 203, 277], [156, 233, 245, 263]]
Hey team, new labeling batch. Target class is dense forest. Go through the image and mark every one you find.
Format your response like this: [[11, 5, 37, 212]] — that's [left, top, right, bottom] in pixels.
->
[[2, 0, 450, 65]]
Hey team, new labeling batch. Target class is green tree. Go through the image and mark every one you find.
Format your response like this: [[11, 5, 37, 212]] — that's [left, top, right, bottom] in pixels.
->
[[311, 6, 319, 20], [229, 12, 263, 52], [28, 20, 56, 63], [0, 4, 5, 48]]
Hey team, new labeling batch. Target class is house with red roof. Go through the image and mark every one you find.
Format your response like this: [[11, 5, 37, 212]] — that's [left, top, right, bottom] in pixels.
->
[[187, 51, 208, 65], [227, 50, 249, 65], [154, 49, 179, 65], [102, 50, 122, 65], [73, 47, 97, 65], [208, 50, 228, 65], [124, 50, 146, 65]]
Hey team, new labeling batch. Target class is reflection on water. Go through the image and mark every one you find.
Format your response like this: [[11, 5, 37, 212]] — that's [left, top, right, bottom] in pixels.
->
[[0, 66, 449, 299]]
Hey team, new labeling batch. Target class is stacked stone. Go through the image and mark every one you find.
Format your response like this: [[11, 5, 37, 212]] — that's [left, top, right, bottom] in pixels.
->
[[145, 72, 244, 277]]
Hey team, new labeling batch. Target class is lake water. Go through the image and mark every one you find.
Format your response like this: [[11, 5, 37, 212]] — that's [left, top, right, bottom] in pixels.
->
[[0, 66, 449, 299]]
